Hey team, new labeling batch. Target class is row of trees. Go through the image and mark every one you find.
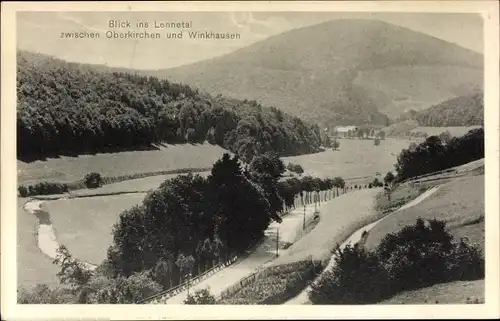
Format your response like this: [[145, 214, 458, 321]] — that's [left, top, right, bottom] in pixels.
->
[[17, 51, 321, 162], [278, 175, 345, 212], [394, 128, 484, 181]]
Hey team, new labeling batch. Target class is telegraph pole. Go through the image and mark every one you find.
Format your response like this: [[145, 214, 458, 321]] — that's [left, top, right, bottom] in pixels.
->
[[303, 204, 306, 230], [276, 228, 279, 257]]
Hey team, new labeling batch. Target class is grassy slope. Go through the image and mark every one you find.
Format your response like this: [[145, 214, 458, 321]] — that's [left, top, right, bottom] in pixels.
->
[[272, 188, 381, 265], [44, 194, 146, 265], [18, 143, 228, 185], [282, 139, 409, 180], [365, 174, 485, 253], [380, 280, 484, 304]]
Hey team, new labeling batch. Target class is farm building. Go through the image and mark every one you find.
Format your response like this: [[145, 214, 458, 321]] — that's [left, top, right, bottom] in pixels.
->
[[332, 125, 358, 138]]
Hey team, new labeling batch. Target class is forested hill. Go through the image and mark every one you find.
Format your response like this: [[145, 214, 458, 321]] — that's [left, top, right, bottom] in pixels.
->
[[414, 93, 484, 126], [17, 51, 322, 162]]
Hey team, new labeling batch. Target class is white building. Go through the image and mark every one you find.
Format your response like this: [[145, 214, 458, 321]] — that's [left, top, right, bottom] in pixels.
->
[[333, 125, 358, 138]]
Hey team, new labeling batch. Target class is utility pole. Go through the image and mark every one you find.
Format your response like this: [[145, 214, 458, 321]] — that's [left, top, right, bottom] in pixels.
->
[[186, 272, 192, 298], [276, 228, 279, 257], [303, 204, 306, 230]]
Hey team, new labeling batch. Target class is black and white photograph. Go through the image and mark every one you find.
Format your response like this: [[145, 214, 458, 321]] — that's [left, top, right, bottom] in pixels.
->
[[1, 1, 499, 320]]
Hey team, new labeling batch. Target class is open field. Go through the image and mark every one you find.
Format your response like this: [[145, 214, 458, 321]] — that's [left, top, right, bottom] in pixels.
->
[[17, 198, 61, 289], [282, 139, 409, 179], [380, 280, 484, 304], [18, 143, 228, 185], [272, 188, 381, 265], [44, 193, 146, 265], [365, 174, 485, 253]]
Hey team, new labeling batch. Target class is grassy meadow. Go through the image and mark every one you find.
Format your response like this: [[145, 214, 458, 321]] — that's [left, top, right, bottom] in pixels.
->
[[45, 193, 147, 265], [282, 139, 409, 179], [273, 188, 382, 265], [18, 143, 228, 185], [365, 174, 485, 253], [380, 280, 484, 304]]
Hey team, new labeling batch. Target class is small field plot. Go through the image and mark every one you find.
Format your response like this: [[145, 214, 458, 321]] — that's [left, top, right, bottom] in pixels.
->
[[46, 193, 146, 265], [18, 143, 228, 185], [410, 126, 482, 137], [17, 198, 60, 289], [282, 139, 409, 179], [365, 174, 485, 253], [72, 171, 211, 196], [273, 188, 381, 265], [381, 280, 484, 304]]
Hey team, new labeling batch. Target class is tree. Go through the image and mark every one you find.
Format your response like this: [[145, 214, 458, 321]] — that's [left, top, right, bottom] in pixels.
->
[[208, 153, 272, 253], [438, 130, 452, 145], [184, 288, 216, 304], [249, 152, 285, 181], [53, 245, 93, 289], [332, 138, 340, 151], [176, 253, 195, 283], [84, 172, 103, 189], [384, 172, 395, 186], [324, 135, 332, 148]]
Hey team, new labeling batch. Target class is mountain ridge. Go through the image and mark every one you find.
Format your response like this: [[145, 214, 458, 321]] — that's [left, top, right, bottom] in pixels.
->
[[151, 18, 483, 126]]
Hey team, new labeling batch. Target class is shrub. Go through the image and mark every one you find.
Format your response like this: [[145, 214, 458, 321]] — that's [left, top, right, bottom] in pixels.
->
[[84, 172, 103, 188], [372, 178, 383, 187], [219, 259, 322, 304], [18, 284, 76, 304], [287, 162, 304, 175], [184, 288, 216, 304], [18, 182, 69, 196], [309, 219, 484, 304], [309, 244, 391, 304], [18, 185, 28, 197], [378, 218, 484, 291]]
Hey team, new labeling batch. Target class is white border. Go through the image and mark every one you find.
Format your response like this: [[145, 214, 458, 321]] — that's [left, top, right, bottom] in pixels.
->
[[2, 1, 499, 320]]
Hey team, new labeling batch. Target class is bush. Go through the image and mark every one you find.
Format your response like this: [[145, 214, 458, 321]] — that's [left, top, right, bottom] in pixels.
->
[[309, 244, 391, 304], [309, 219, 484, 304], [372, 178, 383, 187], [84, 172, 103, 189], [18, 182, 69, 196], [184, 288, 216, 304], [18, 185, 28, 197], [219, 260, 322, 304], [18, 284, 76, 304], [287, 162, 304, 175]]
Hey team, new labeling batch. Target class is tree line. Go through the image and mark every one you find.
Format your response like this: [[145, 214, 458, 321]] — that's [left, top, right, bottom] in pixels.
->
[[17, 51, 321, 162], [394, 127, 484, 181]]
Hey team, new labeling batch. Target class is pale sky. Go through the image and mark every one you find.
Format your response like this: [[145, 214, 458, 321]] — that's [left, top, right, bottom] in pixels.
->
[[16, 12, 483, 70]]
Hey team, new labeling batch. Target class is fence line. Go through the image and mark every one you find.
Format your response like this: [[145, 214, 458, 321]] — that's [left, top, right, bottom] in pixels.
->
[[138, 254, 239, 304]]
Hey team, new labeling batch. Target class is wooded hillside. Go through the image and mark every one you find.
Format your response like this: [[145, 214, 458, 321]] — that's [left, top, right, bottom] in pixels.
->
[[17, 51, 322, 162]]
